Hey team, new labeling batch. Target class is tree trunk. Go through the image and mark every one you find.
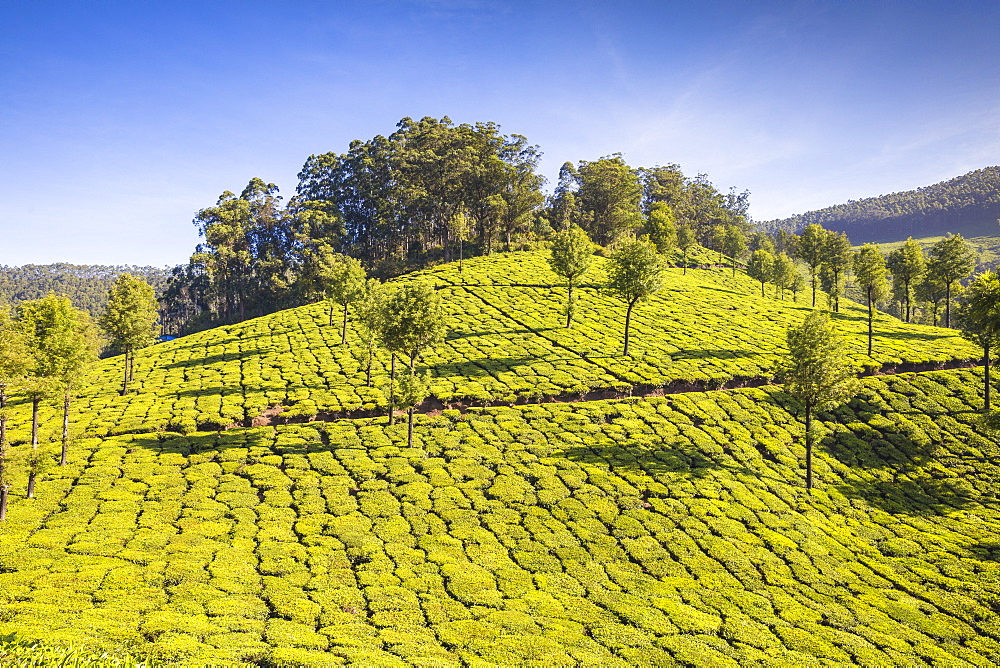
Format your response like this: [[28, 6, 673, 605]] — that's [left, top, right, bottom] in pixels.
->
[[365, 344, 373, 387], [867, 288, 874, 356], [0, 387, 7, 520], [0, 486, 7, 521], [459, 237, 464, 274], [31, 396, 39, 449], [811, 274, 817, 307], [26, 473, 35, 500], [387, 354, 396, 426], [61, 390, 70, 466], [623, 301, 635, 356], [566, 281, 574, 328], [682, 251, 687, 275], [905, 281, 911, 322], [121, 350, 130, 396], [329, 301, 335, 327], [760, 281, 765, 297], [805, 403, 813, 491], [945, 282, 952, 328], [408, 408, 414, 447], [341, 302, 349, 345], [985, 340, 992, 413]]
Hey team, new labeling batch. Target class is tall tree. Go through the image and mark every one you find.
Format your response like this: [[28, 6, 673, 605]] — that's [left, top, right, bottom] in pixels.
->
[[644, 202, 677, 254], [927, 233, 977, 328], [573, 155, 644, 245], [853, 244, 890, 356], [0, 308, 33, 520], [780, 311, 859, 490], [605, 237, 664, 356], [326, 254, 367, 344], [380, 283, 448, 425], [771, 253, 797, 300], [746, 249, 774, 297], [548, 225, 595, 327], [794, 223, 827, 307], [957, 271, 1000, 412], [676, 225, 696, 275], [100, 274, 160, 395], [821, 231, 853, 313], [721, 224, 747, 277], [886, 237, 926, 323]]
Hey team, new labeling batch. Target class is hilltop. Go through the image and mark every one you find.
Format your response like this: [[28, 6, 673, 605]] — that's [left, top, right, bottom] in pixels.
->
[[0, 251, 997, 666], [759, 167, 1000, 244]]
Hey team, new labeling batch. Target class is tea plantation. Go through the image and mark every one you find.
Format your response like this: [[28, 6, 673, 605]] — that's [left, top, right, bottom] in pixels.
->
[[1, 369, 998, 665], [1, 252, 997, 666], [0, 251, 977, 442]]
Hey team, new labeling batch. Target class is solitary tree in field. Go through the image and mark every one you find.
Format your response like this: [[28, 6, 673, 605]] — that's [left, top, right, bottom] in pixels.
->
[[886, 237, 926, 323], [355, 279, 386, 387], [605, 237, 663, 356], [853, 244, 889, 356], [396, 370, 431, 447], [100, 274, 160, 395], [928, 234, 977, 328], [0, 309, 33, 520], [380, 283, 448, 425], [957, 271, 1000, 412], [780, 311, 858, 490], [447, 209, 471, 273], [548, 224, 595, 327], [676, 224, 696, 275], [721, 225, 747, 277], [771, 253, 796, 300], [327, 253, 367, 343], [746, 249, 774, 297], [821, 231, 853, 312], [795, 223, 827, 307]]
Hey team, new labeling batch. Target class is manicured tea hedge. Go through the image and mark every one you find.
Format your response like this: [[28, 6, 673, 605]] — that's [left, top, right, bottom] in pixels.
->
[[0, 368, 997, 665], [1, 251, 976, 442]]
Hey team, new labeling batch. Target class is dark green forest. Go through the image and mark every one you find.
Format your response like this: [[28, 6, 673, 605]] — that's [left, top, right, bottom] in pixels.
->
[[759, 166, 1000, 242], [0, 264, 171, 319]]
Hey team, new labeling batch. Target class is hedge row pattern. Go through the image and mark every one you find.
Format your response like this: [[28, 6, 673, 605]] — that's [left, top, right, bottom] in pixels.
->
[[0, 368, 997, 665]]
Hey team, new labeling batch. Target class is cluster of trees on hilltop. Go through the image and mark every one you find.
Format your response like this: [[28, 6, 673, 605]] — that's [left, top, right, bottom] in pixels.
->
[[161, 116, 750, 333], [0, 264, 171, 320], [759, 166, 1000, 243]]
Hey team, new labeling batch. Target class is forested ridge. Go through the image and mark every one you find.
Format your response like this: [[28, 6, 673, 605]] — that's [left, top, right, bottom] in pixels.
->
[[0, 263, 171, 319], [759, 166, 1000, 243]]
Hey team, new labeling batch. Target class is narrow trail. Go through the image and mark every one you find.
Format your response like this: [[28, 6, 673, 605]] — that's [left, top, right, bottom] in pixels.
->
[[231, 357, 981, 429]]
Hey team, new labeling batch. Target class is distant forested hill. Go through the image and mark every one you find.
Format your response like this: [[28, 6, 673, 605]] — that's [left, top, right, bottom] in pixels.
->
[[0, 263, 173, 318], [759, 166, 1000, 243]]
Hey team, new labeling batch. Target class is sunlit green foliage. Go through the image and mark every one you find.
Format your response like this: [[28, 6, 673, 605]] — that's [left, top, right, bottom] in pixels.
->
[[0, 369, 997, 664]]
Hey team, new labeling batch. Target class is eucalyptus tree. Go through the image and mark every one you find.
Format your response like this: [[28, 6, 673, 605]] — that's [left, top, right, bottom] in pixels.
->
[[746, 249, 774, 297], [17, 295, 99, 493], [957, 271, 1000, 412], [928, 234, 977, 328], [676, 225, 696, 275], [100, 273, 160, 395], [795, 223, 827, 307], [721, 224, 747, 277], [605, 237, 664, 356], [0, 309, 33, 520], [853, 244, 890, 356], [780, 311, 859, 490], [886, 237, 926, 323], [548, 225, 595, 327], [644, 202, 677, 254], [380, 283, 448, 424], [772, 253, 797, 300], [573, 155, 644, 245], [822, 231, 852, 312]]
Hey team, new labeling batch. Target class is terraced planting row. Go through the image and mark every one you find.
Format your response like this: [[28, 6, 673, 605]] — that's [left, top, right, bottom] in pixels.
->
[[0, 252, 977, 442], [0, 368, 997, 665]]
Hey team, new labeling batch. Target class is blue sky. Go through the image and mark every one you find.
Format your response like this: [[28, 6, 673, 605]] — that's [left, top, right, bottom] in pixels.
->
[[1, 0, 997, 266]]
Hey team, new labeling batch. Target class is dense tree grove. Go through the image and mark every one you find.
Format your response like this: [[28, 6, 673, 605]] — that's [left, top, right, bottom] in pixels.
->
[[160, 117, 752, 333]]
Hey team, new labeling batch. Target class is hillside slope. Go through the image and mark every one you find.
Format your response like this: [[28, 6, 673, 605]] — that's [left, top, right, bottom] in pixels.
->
[[1, 251, 977, 442], [759, 166, 1000, 243], [0, 369, 997, 665]]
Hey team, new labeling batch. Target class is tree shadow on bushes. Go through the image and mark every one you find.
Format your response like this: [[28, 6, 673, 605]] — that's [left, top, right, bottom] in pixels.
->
[[835, 471, 977, 516]]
